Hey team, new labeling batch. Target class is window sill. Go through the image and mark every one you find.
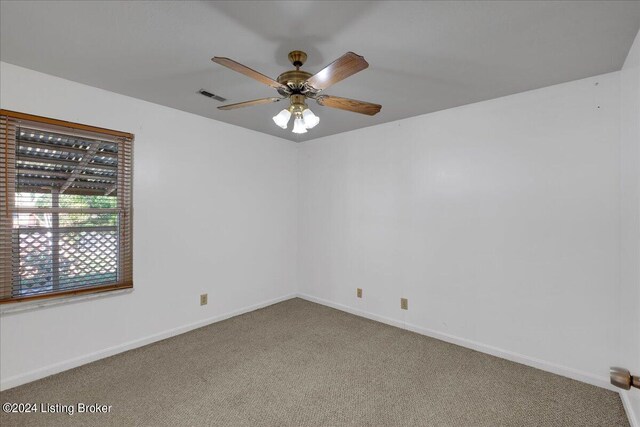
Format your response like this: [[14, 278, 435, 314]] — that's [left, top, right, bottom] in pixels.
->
[[0, 286, 133, 316]]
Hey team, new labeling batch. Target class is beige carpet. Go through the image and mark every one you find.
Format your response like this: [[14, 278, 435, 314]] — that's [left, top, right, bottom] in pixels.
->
[[0, 298, 629, 427]]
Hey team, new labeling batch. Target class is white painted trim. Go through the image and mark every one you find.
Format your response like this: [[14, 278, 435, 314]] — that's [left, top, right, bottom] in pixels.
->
[[621, 390, 640, 427], [0, 293, 297, 391], [297, 293, 616, 392]]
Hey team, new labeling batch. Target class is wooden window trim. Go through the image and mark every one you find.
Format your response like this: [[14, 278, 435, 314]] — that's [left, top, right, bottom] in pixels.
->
[[0, 110, 133, 139], [0, 110, 134, 305], [0, 282, 133, 304]]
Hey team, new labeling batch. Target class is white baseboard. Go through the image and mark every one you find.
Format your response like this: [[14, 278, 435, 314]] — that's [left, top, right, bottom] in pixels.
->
[[297, 293, 615, 392], [621, 390, 640, 427], [0, 293, 297, 391]]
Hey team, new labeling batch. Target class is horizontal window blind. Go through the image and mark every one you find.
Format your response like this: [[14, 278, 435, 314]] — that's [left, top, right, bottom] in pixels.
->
[[0, 110, 133, 303]]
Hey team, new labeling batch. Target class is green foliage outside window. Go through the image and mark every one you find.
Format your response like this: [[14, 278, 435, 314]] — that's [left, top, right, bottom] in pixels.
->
[[20, 192, 118, 227]]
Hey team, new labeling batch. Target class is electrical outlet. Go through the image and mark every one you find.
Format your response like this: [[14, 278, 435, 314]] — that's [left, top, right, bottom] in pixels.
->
[[356, 288, 363, 298], [400, 298, 408, 310], [200, 294, 208, 306]]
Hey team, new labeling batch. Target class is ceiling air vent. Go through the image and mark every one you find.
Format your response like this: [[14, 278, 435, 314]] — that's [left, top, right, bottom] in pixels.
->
[[198, 89, 227, 102]]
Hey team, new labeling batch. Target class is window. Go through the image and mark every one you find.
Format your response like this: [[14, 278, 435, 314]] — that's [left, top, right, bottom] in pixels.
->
[[1, 110, 133, 303]]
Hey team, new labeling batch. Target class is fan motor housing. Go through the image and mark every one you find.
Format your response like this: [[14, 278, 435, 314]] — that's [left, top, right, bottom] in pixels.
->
[[277, 70, 312, 91]]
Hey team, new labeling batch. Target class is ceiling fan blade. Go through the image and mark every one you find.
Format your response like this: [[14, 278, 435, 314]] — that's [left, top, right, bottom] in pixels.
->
[[218, 97, 282, 110], [316, 95, 381, 116], [305, 52, 369, 91], [212, 57, 287, 90]]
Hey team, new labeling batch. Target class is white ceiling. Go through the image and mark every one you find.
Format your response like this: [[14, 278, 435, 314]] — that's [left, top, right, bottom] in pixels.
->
[[1, 1, 639, 142]]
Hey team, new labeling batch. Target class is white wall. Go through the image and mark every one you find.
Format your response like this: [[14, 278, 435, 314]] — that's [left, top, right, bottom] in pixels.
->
[[0, 62, 298, 389], [620, 29, 640, 426], [298, 72, 622, 390]]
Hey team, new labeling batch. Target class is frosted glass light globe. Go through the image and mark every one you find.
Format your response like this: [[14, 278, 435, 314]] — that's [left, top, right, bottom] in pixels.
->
[[272, 109, 291, 129]]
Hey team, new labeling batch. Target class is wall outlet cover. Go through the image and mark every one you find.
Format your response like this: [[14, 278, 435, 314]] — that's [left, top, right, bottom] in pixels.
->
[[357, 288, 363, 298], [401, 298, 408, 310], [200, 294, 208, 306]]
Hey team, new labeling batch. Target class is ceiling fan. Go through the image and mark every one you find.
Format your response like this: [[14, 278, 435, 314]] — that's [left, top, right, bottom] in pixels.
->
[[211, 50, 381, 134]]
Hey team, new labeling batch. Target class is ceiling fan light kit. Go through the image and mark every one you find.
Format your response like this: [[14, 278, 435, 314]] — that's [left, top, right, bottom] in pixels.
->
[[212, 50, 381, 135], [272, 93, 320, 131]]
